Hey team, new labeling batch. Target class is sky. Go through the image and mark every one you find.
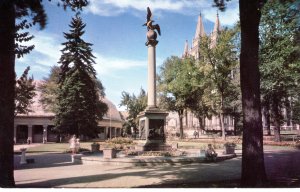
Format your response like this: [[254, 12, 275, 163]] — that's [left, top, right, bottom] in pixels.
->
[[16, 0, 239, 110]]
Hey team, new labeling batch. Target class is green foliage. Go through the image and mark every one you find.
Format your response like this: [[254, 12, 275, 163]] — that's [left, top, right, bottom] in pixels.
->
[[198, 27, 240, 139], [38, 66, 61, 112], [55, 14, 108, 137], [105, 138, 134, 150], [0, 0, 89, 187], [106, 137, 133, 145], [120, 88, 147, 134], [158, 56, 194, 138], [259, 0, 300, 140], [15, 66, 36, 116]]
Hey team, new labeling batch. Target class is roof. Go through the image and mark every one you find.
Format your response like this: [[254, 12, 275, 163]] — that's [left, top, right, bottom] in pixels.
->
[[16, 81, 123, 122]]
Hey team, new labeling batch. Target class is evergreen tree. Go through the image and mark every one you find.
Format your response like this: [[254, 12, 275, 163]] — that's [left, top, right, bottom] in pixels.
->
[[0, 1, 88, 186], [15, 66, 36, 116], [55, 14, 108, 137]]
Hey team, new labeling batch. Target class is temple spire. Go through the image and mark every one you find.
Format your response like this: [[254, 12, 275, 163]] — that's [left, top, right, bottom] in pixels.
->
[[211, 12, 221, 48], [182, 40, 189, 58], [194, 12, 205, 39], [213, 11, 221, 33]]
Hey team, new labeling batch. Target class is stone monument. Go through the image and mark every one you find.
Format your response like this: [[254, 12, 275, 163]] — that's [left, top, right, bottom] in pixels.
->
[[138, 7, 169, 151]]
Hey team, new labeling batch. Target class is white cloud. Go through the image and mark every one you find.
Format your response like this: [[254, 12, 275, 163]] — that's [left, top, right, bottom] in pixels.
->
[[203, 0, 239, 26], [94, 53, 146, 77], [87, 0, 188, 16], [16, 30, 147, 79], [18, 30, 62, 67], [86, 0, 239, 25]]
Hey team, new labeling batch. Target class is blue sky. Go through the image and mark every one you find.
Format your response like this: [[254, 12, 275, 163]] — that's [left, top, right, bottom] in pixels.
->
[[16, 0, 239, 110]]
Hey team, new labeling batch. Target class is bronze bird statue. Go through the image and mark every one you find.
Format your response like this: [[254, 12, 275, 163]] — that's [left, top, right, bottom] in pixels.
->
[[143, 7, 161, 36]]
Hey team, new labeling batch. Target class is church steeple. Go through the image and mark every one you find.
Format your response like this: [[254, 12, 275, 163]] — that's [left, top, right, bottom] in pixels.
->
[[194, 13, 205, 40], [182, 40, 189, 58], [190, 12, 206, 59], [211, 11, 221, 48]]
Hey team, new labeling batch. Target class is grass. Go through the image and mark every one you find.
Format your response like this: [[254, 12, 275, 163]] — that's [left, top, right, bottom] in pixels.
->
[[16, 135, 298, 154], [22, 142, 96, 153]]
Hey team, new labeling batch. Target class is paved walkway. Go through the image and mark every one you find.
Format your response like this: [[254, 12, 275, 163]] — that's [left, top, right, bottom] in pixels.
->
[[13, 148, 300, 188]]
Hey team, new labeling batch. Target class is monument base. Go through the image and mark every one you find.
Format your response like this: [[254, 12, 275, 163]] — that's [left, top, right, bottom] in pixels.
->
[[136, 140, 171, 151], [138, 108, 170, 151]]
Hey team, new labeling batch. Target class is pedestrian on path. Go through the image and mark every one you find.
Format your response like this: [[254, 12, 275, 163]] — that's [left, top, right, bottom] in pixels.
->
[[75, 138, 80, 153], [69, 135, 76, 154]]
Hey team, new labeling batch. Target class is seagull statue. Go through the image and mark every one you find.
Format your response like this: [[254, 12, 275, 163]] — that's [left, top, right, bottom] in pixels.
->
[[143, 7, 161, 36]]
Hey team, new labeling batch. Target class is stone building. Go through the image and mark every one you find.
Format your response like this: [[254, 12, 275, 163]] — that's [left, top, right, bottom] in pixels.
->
[[165, 13, 235, 138], [14, 83, 124, 144]]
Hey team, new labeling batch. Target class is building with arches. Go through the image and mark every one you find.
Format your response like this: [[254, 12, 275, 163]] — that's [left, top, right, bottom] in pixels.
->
[[14, 84, 124, 144]]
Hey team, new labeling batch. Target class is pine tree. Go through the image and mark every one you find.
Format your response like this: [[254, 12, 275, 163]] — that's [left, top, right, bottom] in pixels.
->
[[55, 14, 108, 137], [0, 0, 88, 187]]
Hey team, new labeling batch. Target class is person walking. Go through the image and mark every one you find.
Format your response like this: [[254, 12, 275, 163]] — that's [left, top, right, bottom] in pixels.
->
[[75, 138, 80, 153], [69, 135, 76, 155]]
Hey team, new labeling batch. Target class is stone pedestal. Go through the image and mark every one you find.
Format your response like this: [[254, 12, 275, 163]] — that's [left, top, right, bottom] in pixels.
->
[[20, 148, 27, 164], [138, 108, 169, 151], [103, 148, 117, 159]]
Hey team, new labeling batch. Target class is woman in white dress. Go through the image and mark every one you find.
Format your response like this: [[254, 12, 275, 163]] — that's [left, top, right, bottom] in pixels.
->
[[69, 135, 76, 154]]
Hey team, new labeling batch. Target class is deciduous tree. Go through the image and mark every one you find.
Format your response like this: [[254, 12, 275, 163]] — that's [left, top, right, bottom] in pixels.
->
[[260, 0, 300, 142], [158, 56, 196, 139], [199, 28, 239, 140], [120, 88, 147, 136]]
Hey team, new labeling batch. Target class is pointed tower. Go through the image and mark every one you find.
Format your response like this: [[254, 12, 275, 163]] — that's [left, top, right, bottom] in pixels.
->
[[190, 13, 205, 59], [211, 12, 221, 48], [182, 40, 189, 58]]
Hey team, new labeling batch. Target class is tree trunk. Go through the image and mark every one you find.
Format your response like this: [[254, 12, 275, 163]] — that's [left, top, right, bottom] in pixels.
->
[[185, 109, 188, 128], [178, 109, 184, 139], [233, 116, 237, 136], [272, 96, 281, 142], [263, 103, 271, 135], [240, 0, 267, 187], [220, 95, 226, 140], [0, 2, 16, 187], [197, 115, 205, 135], [219, 113, 226, 140], [198, 115, 204, 130], [284, 97, 291, 127]]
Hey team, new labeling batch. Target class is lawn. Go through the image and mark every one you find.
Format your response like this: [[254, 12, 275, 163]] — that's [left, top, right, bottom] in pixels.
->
[[17, 137, 297, 154], [25, 142, 97, 153]]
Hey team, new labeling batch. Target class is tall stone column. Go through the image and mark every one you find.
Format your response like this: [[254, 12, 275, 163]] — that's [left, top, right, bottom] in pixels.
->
[[147, 44, 156, 109], [137, 7, 169, 151]]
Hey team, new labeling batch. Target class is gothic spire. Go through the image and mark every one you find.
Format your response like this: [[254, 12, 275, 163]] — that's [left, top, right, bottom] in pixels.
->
[[182, 40, 189, 58], [211, 12, 221, 48], [213, 11, 221, 33], [194, 12, 205, 40]]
